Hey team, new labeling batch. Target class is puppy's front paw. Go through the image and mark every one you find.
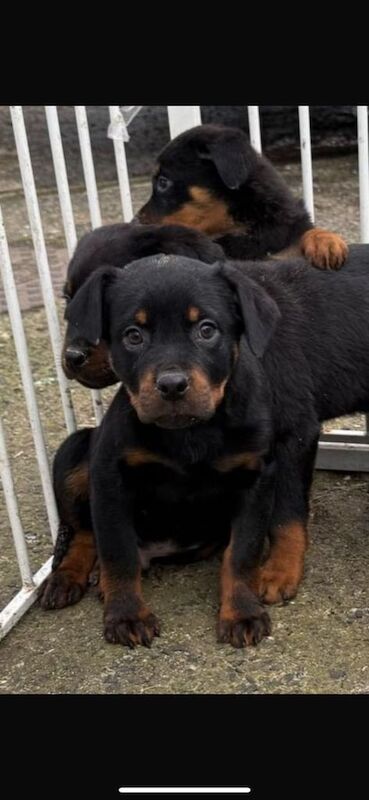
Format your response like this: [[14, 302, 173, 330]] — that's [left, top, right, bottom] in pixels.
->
[[249, 563, 301, 604], [217, 599, 271, 648], [301, 228, 348, 270], [104, 598, 161, 648], [39, 570, 85, 609]]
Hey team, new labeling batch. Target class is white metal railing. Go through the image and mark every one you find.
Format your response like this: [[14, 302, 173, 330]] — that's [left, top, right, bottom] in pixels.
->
[[247, 107, 262, 154], [298, 106, 315, 223], [0, 105, 133, 638], [167, 106, 202, 138], [1, 105, 369, 641], [109, 106, 134, 222], [317, 105, 369, 470], [358, 106, 369, 243], [0, 419, 53, 638], [44, 106, 103, 424], [10, 106, 77, 434], [0, 205, 59, 540]]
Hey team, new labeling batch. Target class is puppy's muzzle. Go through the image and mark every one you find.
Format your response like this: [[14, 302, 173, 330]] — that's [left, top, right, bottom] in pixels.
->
[[156, 370, 189, 401]]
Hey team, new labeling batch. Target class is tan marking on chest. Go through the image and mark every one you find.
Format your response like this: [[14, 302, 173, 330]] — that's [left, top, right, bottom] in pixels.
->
[[122, 447, 180, 471], [214, 452, 262, 472]]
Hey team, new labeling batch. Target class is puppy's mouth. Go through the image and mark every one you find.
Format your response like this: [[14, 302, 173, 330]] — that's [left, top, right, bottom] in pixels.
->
[[153, 414, 201, 430], [73, 373, 118, 390], [62, 361, 118, 389]]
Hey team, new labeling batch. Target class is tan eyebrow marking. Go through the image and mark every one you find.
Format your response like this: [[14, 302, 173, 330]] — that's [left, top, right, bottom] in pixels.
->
[[186, 305, 200, 322], [134, 309, 148, 325]]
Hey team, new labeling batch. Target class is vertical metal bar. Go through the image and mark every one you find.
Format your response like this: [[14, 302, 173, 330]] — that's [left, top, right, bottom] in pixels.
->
[[74, 106, 105, 423], [74, 106, 102, 228], [45, 105, 103, 424], [247, 106, 262, 153], [44, 105, 78, 258], [357, 106, 369, 437], [9, 106, 77, 434], [0, 205, 59, 541], [0, 418, 34, 587], [298, 106, 315, 223], [167, 107, 202, 138], [357, 106, 369, 243], [108, 106, 133, 221]]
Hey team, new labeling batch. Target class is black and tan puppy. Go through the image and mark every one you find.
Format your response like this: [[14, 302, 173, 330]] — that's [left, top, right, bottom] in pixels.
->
[[62, 222, 224, 388], [41, 246, 369, 648], [138, 123, 347, 268]]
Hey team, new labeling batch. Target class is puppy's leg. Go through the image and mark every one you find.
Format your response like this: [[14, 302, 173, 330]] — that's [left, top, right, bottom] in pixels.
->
[[249, 432, 319, 604], [40, 526, 96, 609], [90, 452, 160, 648], [40, 429, 97, 609], [217, 462, 275, 648]]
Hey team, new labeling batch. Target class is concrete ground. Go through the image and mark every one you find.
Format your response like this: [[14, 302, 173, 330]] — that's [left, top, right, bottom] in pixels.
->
[[1, 123, 369, 693], [1, 469, 369, 694]]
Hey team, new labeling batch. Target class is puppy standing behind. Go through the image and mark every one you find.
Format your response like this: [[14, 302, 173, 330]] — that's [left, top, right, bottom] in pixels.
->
[[138, 123, 347, 268], [41, 247, 369, 648]]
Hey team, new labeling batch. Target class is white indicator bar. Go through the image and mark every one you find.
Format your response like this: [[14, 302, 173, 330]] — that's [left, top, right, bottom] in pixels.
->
[[119, 789, 251, 795]]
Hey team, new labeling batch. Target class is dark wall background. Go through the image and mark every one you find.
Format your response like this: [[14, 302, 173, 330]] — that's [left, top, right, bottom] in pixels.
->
[[126, 105, 359, 171], [0, 106, 362, 190]]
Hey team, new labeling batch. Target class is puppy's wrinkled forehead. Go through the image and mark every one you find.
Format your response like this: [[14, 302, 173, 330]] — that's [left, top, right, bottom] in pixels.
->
[[108, 255, 235, 325]]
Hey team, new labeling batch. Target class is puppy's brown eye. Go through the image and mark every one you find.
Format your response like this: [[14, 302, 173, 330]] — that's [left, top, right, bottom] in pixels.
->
[[123, 327, 144, 347], [198, 320, 218, 340], [156, 175, 172, 193]]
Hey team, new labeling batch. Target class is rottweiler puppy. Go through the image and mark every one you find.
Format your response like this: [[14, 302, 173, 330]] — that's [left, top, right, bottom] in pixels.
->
[[41, 246, 369, 648], [62, 222, 223, 388], [138, 124, 347, 268]]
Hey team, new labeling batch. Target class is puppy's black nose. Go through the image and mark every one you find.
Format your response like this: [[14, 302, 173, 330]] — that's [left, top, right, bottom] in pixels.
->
[[64, 346, 88, 368], [156, 371, 189, 400]]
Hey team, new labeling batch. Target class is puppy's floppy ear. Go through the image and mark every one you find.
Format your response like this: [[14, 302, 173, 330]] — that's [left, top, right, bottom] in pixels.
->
[[222, 264, 281, 358], [65, 265, 120, 344], [198, 128, 256, 190]]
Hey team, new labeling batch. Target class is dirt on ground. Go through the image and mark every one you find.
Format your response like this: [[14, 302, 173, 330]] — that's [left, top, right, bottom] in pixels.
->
[[1, 143, 369, 694]]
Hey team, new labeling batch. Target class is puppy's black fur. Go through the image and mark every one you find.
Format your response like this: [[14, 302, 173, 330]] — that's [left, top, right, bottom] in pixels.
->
[[62, 222, 224, 388], [138, 124, 347, 267], [41, 245, 369, 648]]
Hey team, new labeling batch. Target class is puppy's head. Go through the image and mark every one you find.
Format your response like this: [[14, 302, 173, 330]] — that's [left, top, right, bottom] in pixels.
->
[[138, 124, 259, 235], [61, 222, 223, 389], [65, 255, 280, 429]]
